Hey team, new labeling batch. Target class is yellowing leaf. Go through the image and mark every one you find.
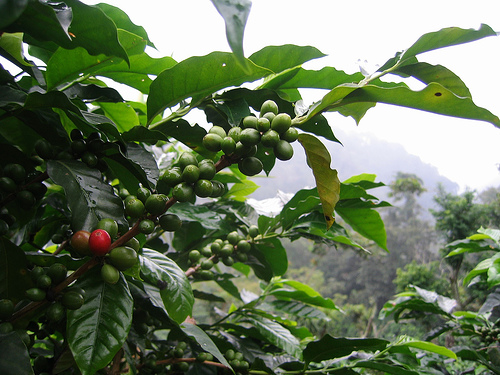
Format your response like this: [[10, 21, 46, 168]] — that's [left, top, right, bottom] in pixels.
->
[[298, 134, 340, 230]]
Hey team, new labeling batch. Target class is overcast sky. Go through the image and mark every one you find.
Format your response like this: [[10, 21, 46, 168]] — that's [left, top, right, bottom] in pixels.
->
[[88, 1, 500, 192]]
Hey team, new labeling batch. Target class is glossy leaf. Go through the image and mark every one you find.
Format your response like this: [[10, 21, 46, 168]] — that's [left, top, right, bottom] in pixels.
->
[[0, 332, 34, 375], [211, 0, 252, 73], [393, 62, 471, 97], [0, 32, 31, 67], [303, 335, 389, 363], [250, 45, 326, 73], [140, 248, 194, 323], [270, 279, 338, 310], [170, 203, 227, 231], [335, 197, 388, 252], [400, 24, 496, 64], [96, 102, 139, 133], [96, 3, 156, 48], [262, 66, 364, 91], [396, 339, 457, 359], [181, 322, 231, 367], [152, 119, 208, 154], [103, 142, 159, 192], [10, 0, 128, 62], [238, 312, 303, 359], [298, 134, 340, 230], [280, 188, 321, 231], [271, 300, 330, 320], [46, 29, 145, 90], [67, 267, 133, 375], [253, 238, 288, 277], [47, 159, 127, 231], [147, 52, 271, 122], [96, 53, 177, 94]]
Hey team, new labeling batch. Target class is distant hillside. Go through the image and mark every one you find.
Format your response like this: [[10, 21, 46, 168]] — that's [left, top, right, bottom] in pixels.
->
[[250, 127, 458, 218]]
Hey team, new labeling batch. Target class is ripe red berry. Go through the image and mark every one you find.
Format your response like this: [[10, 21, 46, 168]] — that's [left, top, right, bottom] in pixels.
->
[[88, 229, 112, 256]]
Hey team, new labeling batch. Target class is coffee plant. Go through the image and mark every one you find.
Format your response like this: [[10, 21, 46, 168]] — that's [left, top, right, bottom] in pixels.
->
[[0, 1, 499, 374]]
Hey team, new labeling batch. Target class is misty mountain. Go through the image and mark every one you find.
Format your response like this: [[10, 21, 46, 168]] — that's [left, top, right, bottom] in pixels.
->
[[250, 127, 458, 218]]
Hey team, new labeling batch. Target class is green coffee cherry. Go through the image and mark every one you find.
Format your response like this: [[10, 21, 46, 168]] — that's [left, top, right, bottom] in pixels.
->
[[101, 263, 120, 284], [209, 125, 227, 139], [178, 152, 198, 169], [194, 179, 213, 198], [260, 100, 279, 116], [228, 127, 242, 142], [159, 214, 182, 232], [97, 218, 119, 239], [136, 186, 151, 203], [242, 116, 258, 129], [182, 164, 200, 184], [238, 157, 263, 176], [203, 133, 223, 152], [145, 194, 168, 216], [274, 140, 294, 161], [271, 113, 292, 134], [109, 246, 138, 271]]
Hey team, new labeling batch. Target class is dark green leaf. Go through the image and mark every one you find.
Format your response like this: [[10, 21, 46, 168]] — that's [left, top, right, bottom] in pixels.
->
[[140, 248, 194, 323], [0, 332, 34, 375], [10, 0, 128, 63], [354, 361, 418, 375], [396, 340, 457, 359], [298, 134, 340, 230], [96, 3, 156, 47], [153, 119, 208, 154], [170, 203, 227, 231], [64, 83, 124, 102], [103, 142, 159, 191], [0, 238, 33, 302], [270, 300, 329, 320], [280, 188, 321, 231], [180, 322, 231, 367], [215, 275, 242, 300], [253, 238, 288, 277], [335, 198, 388, 251], [238, 313, 303, 359], [67, 267, 133, 375], [172, 221, 206, 252], [0, 0, 29, 29], [270, 279, 338, 310], [250, 45, 326, 73], [303, 335, 388, 363], [295, 114, 341, 143], [147, 52, 271, 122], [24, 91, 82, 114], [211, 0, 252, 73], [47, 159, 127, 231]]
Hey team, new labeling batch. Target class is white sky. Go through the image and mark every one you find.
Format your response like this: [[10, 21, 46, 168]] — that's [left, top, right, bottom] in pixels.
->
[[87, 1, 500, 191]]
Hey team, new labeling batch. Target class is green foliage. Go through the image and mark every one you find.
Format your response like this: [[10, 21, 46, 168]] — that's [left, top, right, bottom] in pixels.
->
[[0, 1, 498, 374]]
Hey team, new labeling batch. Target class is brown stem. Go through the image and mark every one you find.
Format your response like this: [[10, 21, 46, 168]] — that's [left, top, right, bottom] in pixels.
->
[[110, 348, 125, 375], [10, 257, 99, 324]]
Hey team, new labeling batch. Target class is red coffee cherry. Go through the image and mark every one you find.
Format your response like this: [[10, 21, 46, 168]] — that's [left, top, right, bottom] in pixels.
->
[[88, 229, 112, 256]]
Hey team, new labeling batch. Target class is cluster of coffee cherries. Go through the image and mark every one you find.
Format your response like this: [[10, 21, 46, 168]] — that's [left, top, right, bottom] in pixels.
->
[[157, 152, 225, 203], [0, 263, 84, 347], [476, 324, 500, 345], [0, 163, 47, 235], [34, 129, 110, 172], [189, 225, 260, 279], [119, 185, 183, 237], [224, 348, 250, 373], [70, 218, 139, 284], [202, 99, 298, 176]]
